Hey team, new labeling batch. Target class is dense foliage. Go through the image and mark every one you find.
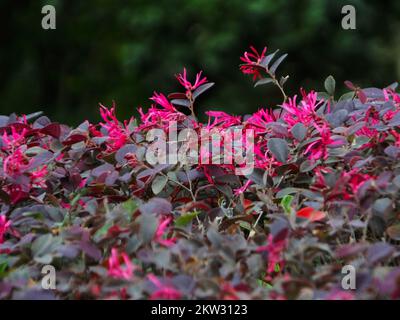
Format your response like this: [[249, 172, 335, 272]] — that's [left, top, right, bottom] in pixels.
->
[[1, 46, 400, 300]]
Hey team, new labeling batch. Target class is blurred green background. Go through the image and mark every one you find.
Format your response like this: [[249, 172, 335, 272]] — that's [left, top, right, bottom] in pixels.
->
[[1, 0, 399, 125]]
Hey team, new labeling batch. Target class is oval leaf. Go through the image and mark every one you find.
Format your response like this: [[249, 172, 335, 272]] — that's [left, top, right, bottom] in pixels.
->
[[193, 82, 215, 99], [267, 138, 289, 163], [151, 175, 168, 195], [171, 99, 190, 107], [269, 53, 288, 75], [291, 123, 307, 141], [260, 49, 279, 68], [324, 75, 336, 96], [254, 78, 274, 87], [296, 207, 326, 222]]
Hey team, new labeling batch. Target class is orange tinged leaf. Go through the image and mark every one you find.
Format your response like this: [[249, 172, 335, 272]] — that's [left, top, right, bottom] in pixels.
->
[[296, 207, 326, 222], [244, 199, 259, 215], [244, 199, 253, 209]]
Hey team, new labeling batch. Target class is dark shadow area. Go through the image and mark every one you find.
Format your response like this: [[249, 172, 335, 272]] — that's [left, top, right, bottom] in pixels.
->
[[1, 0, 399, 125]]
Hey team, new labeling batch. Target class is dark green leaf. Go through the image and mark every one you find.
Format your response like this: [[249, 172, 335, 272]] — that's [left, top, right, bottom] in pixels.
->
[[254, 78, 274, 87], [269, 53, 288, 75], [151, 175, 168, 195], [339, 91, 355, 101], [193, 83, 214, 99], [171, 99, 190, 107], [279, 75, 289, 86], [138, 214, 158, 243], [267, 138, 289, 163], [31, 234, 54, 263], [291, 123, 307, 141], [260, 50, 279, 68], [280, 195, 293, 214], [300, 159, 318, 173], [175, 211, 199, 227], [324, 75, 336, 95]]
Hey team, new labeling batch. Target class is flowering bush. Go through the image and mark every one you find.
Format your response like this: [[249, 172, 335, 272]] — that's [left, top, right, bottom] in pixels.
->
[[1, 45, 400, 300]]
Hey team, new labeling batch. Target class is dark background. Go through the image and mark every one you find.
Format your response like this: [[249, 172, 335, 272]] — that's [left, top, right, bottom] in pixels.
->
[[1, 0, 399, 125]]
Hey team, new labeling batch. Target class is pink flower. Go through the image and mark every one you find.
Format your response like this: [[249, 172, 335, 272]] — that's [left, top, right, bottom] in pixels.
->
[[1, 144, 50, 204], [282, 90, 324, 127], [150, 92, 176, 112], [148, 274, 181, 300], [240, 46, 267, 80], [1, 127, 27, 151], [2, 148, 29, 177], [136, 104, 186, 132], [234, 179, 252, 195], [313, 168, 372, 201], [312, 166, 333, 190], [30, 165, 48, 188], [99, 104, 132, 153], [154, 217, 176, 247], [383, 110, 398, 122], [245, 108, 276, 133], [384, 88, 400, 105], [354, 107, 381, 142], [256, 234, 286, 281], [124, 153, 139, 167], [7, 186, 28, 204], [78, 178, 87, 188], [305, 120, 346, 162], [100, 104, 120, 128], [205, 111, 241, 129], [107, 248, 135, 280], [343, 169, 372, 194], [176, 68, 207, 91], [304, 122, 336, 161], [0, 215, 11, 245]]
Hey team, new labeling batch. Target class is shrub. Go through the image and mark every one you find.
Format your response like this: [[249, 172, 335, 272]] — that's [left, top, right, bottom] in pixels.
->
[[1, 46, 400, 299]]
